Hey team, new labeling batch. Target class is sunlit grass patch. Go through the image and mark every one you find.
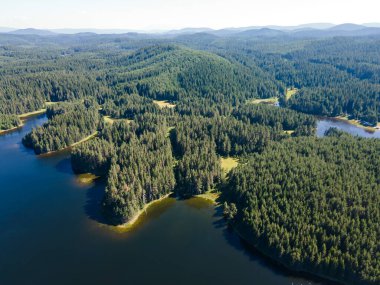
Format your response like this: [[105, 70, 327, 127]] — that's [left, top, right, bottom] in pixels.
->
[[153, 100, 176, 109], [285, 88, 298, 100], [248, 97, 278, 105], [221, 157, 239, 174]]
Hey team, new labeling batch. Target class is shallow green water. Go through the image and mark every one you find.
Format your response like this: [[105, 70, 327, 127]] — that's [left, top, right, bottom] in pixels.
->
[[0, 114, 334, 285]]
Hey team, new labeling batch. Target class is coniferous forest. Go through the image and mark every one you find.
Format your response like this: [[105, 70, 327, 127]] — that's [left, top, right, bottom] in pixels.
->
[[223, 131, 380, 284], [0, 31, 379, 285]]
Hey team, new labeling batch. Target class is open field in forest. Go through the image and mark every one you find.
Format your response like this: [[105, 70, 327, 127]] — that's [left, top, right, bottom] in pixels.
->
[[104, 116, 133, 125], [221, 157, 239, 174], [248, 97, 278, 105], [153, 100, 176, 109], [285, 88, 298, 100]]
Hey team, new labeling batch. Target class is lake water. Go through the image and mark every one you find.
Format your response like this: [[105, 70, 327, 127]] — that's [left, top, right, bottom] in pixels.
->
[[0, 114, 361, 285], [317, 118, 380, 138]]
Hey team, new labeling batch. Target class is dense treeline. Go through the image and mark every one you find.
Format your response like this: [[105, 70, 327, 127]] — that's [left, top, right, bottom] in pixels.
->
[[232, 104, 316, 136], [72, 115, 176, 225], [177, 35, 380, 125], [0, 114, 21, 130], [170, 113, 288, 196], [175, 138, 221, 197], [23, 102, 100, 154], [104, 128, 175, 224], [171, 115, 276, 157], [286, 86, 379, 125], [246, 38, 380, 124], [1, 33, 379, 125], [223, 132, 380, 284], [105, 45, 280, 104], [71, 138, 115, 176], [101, 94, 159, 119]]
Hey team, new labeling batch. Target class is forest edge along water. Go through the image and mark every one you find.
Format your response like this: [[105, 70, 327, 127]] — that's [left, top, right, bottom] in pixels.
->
[[0, 113, 377, 285], [0, 111, 378, 284]]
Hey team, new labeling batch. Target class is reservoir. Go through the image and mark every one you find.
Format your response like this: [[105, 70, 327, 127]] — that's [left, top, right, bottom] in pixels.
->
[[1, 114, 373, 285], [317, 117, 380, 138]]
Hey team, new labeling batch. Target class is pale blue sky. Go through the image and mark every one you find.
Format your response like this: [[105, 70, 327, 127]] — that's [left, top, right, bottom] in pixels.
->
[[0, 0, 379, 30]]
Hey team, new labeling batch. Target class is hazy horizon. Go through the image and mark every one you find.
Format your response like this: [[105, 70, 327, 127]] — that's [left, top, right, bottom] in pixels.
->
[[1, 0, 379, 31]]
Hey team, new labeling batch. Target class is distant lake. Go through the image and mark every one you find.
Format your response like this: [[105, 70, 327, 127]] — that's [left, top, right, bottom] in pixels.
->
[[317, 117, 380, 138], [0, 114, 330, 285]]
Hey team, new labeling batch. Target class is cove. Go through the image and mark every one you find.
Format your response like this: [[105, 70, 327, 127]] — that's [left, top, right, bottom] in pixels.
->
[[317, 117, 380, 138], [0, 114, 355, 285]]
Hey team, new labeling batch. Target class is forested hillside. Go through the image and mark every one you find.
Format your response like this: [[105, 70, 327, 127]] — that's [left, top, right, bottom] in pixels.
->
[[245, 38, 380, 124], [1, 32, 379, 285], [223, 131, 380, 284]]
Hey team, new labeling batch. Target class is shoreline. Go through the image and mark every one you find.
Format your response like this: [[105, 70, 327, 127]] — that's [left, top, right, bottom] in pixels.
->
[[38, 132, 98, 157], [0, 107, 47, 135], [233, 224, 361, 285], [114, 191, 220, 232], [331, 116, 380, 132], [114, 193, 173, 232], [0, 122, 25, 135], [18, 108, 47, 120], [1, 104, 51, 134], [196, 191, 220, 204]]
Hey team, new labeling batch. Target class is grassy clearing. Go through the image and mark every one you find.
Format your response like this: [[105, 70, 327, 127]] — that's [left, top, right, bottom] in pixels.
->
[[285, 88, 298, 100], [103, 116, 132, 125], [45, 101, 58, 106], [153, 100, 176, 109], [284, 130, 295, 135], [104, 116, 115, 124], [248, 97, 278, 105], [76, 173, 99, 185], [221, 157, 239, 174]]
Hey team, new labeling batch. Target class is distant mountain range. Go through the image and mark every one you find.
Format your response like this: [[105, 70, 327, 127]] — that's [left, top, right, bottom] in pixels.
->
[[8, 28, 57, 36], [1, 23, 380, 37]]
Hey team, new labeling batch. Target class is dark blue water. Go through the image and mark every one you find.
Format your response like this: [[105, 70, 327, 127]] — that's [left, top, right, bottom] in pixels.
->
[[0, 114, 335, 285]]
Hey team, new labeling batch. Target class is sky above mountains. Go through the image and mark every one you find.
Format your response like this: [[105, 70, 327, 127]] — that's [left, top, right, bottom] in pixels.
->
[[1, 0, 379, 30]]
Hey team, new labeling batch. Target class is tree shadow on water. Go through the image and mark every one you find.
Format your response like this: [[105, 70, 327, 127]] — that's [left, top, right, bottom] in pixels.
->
[[83, 178, 109, 225], [212, 208, 335, 285], [55, 158, 74, 175]]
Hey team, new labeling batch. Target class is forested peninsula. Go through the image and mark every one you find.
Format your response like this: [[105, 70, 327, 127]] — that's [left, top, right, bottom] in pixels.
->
[[1, 31, 379, 285]]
